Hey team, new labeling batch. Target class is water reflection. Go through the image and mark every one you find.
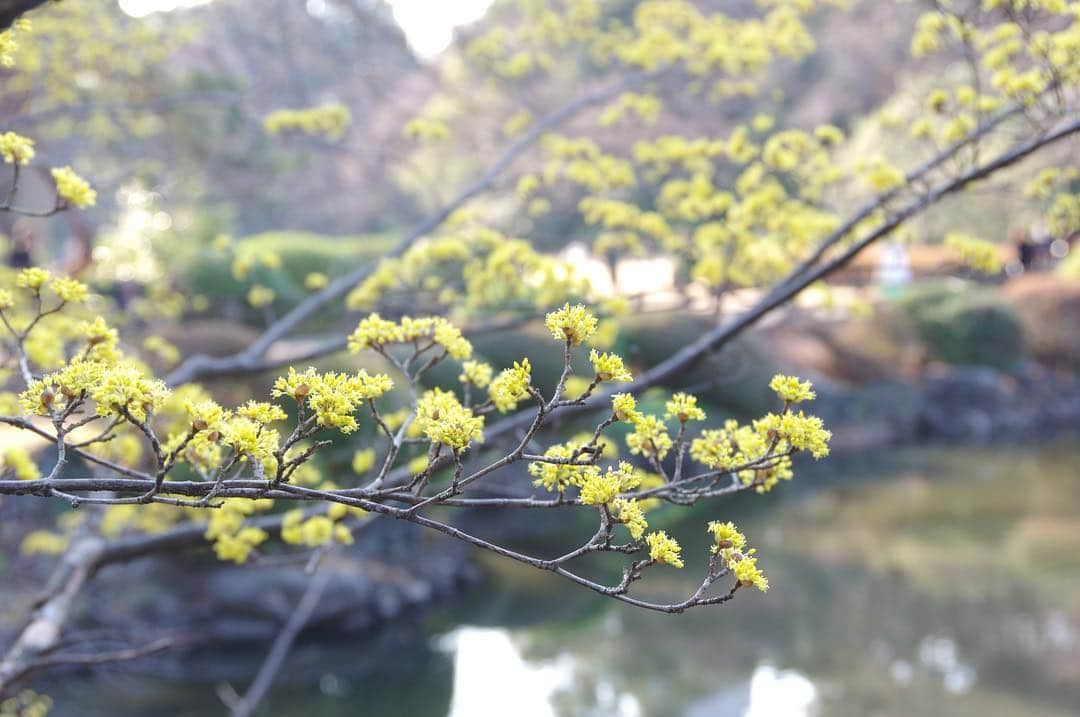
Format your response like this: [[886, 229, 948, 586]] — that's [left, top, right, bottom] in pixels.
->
[[38, 440, 1080, 716], [438, 627, 578, 717]]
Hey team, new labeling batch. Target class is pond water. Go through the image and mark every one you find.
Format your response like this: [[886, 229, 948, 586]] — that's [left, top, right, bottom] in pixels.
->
[[43, 440, 1080, 716]]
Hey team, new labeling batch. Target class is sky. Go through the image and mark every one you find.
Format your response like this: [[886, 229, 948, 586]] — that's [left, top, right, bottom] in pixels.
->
[[118, 0, 495, 60]]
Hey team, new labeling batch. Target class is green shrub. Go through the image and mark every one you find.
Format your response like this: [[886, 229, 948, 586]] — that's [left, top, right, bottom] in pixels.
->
[[617, 312, 776, 417], [180, 231, 395, 308], [897, 281, 1025, 370]]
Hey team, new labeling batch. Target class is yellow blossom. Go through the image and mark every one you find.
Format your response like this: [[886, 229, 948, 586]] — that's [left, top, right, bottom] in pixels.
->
[[15, 267, 50, 292], [707, 521, 746, 552], [0, 131, 34, 165], [247, 285, 275, 308], [612, 497, 648, 539], [488, 359, 532, 412], [51, 277, 88, 303], [646, 531, 683, 568], [589, 349, 632, 382], [611, 393, 642, 422], [304, 272, 329, 291], [352, 448, 376, 474], [4, 446, 40, 481], [769, 374, 815, 403], [664, 392, 705, 422], [731, 553, 769, 592], [415, 388, 484, 448], [626, 414, 672, 460], [459, 360, 493, 388], [545, 303, 598, 345], [51, 166, 96, 208]]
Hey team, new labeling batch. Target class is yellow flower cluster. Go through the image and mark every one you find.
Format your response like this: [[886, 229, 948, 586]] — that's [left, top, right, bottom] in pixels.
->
[[50, 166, 96, 208], [3, 446, 40, 481], [769, 374, 816, 403], [589, 349, 632, 382], [0, 131, 34, 164], [707, 521, 746, 551], [205, 498, 274, 563], [79, 316, 121, 362], [352, 448, 375, 474], [579, 461, 640, 506], [52, 277, 89, 303], [611, 497, 649, 539], [304, 271, 329, 290], [626, 414, 673, 460], [20, 355, 168, 424], [757, 411, 832, 459], [731, 553, 768, 592], [0, 688, 52, 717], [0, 17, 31, 68], [645, 530, 683, 568], [687, 375, 829, 492], [458, 359, 493, 388], [247, 284, 275, 308], [15, 267, 50, 291], [944, 233, 1002, 274], [348, 313, 473, 360], [664, 392, 706, 422], [599, 92, 663, 127], [402, 116, 451, 142], [344, 229, 586, 314], [272, 366, 393, 434], [414, 388, 485, 449], [528, 434, 615, 493], [263, 102, 351, 141], [488, 358, 532, 412], [220, 416, 280, 470], [611, 393, 642, 422], [545, 303, 598, 345], [706, 521, 767, 591], [281, 505, 360, 547]]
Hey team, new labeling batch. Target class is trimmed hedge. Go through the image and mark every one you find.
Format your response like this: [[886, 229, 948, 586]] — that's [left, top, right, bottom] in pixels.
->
[[897, 282, 1026, 370], [181, 231, 395, 308]]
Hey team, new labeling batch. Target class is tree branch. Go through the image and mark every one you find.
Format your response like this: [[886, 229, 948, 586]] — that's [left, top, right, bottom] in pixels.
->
[[164, 68, 663, 386]]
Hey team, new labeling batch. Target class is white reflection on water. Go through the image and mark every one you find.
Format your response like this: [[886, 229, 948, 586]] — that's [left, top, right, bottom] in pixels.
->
[[744, 664, 818, 717], [438, 627, 567, 717], [918, 635, 977, 695], [438, 626, 819, 717], [686, 663, 818, 717], [438, 626, 642, 717]]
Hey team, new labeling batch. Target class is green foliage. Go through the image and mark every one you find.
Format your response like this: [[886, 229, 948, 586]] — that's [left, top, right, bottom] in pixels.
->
[[898, 282, 1025, 370], [617, 312, 777, 416], [180, 231, 394, 309]]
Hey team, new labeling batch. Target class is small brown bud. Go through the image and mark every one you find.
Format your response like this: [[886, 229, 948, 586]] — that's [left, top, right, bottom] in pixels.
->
[[293, 383, 311, 399], [717, 539, 733, 550], [40, 388, 55, 406], [207, 431, 220, 442], [87, 334, 105, 346], [192, 419, 208, 432]]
